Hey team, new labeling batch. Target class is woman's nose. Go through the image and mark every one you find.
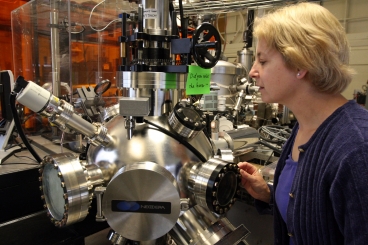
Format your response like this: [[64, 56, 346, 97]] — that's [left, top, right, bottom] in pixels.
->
[[249, 64, 258, 78]]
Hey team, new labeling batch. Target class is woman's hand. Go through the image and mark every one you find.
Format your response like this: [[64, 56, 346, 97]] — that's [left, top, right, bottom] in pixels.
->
[[238, 162, 271, 203]]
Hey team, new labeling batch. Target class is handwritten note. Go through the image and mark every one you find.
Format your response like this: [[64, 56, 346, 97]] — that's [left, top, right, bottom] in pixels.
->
[[186, 65, 211, 95]]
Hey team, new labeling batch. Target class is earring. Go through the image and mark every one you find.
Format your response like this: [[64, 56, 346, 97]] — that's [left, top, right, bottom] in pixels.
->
[[297, 73, 300, 77]]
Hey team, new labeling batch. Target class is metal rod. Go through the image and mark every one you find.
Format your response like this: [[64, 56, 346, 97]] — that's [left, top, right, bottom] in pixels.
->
[[50, 0, 61, 97]]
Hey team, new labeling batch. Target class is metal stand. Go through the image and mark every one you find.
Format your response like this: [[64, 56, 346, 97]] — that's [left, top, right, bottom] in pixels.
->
[[0, 120, 22, 164]]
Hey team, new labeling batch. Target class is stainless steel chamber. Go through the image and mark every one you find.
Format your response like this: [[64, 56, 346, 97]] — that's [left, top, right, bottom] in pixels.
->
[[10, 0, 269, 243]]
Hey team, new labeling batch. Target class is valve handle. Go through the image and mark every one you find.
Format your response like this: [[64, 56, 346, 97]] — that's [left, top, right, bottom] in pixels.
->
[[94, 79, 111, 97], [192, 23, 222, 69]]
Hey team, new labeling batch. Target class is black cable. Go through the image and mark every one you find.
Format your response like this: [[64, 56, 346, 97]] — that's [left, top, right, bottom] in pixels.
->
[[5, 143, 24, 151], [169, 1, 179, 37], [12, 153, 39, 164], [143, 119, 207, 162], [256, 140, 282, 155], [178, 0, 185, 38], [10, 92, 42, 163]]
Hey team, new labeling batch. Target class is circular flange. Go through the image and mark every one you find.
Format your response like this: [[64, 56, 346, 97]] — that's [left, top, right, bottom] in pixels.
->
[[40, 153, 91, 227], [193, 158, 241, 214], [192, 23, 222, 69], [94, 79, 111, 96], [102, 162, 181, 241], [168, 101, 206, 139]]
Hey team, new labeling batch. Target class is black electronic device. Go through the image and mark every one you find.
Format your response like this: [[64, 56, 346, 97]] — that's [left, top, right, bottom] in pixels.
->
[[0, 70, 21, 164]]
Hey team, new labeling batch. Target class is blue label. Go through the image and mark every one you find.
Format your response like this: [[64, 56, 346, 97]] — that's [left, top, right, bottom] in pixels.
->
[[111, 200, 171, 214]]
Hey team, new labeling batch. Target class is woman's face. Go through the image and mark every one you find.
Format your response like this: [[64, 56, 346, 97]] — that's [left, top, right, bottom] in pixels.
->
[[249, 38, 298, 104]]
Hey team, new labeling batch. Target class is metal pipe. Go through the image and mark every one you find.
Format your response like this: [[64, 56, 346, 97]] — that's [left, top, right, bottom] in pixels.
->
[[50, 1, 61, 97]]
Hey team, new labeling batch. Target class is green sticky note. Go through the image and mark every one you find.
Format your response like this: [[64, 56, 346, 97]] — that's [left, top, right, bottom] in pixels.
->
[[186, 65, 211, 95]]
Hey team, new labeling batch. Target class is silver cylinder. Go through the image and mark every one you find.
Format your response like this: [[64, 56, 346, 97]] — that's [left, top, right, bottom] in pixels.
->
[[210, 61, 246, 107], [102, 161, 181, 241], [40, 153, 92, 227], [178, 158, 241, 215], [142, 0, 170, 35], [237, 48, 253, 75], [117, 71, 186, 116], [169, 205, 236, 245], [50, 4, 61, 97]]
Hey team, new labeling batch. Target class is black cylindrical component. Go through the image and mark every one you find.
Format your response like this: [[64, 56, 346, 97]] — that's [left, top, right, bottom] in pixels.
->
[[138, 5, 143, 32], [121, 13, 128, 66], [178, 0, 184, 37], [244, 10, 254, 48], [171, 11, 178, 36]]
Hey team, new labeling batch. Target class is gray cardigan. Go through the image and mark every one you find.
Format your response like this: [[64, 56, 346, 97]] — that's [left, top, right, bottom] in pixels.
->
[[257, 100, 368, 245]]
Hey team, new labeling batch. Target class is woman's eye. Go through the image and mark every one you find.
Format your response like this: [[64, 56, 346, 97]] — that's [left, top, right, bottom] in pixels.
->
[[259, 61, 266, 65]]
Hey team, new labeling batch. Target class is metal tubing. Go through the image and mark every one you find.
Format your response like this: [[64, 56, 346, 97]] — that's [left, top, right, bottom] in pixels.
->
[[50, 3, 61, 97]]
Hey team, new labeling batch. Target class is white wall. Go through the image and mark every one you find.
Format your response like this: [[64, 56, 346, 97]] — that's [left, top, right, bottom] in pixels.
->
[[324, 0, 368, 99], [221, 0, 368, 99]]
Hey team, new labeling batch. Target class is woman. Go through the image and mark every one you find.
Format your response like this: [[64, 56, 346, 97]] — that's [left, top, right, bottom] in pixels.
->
[[238, 2, 368, 245]]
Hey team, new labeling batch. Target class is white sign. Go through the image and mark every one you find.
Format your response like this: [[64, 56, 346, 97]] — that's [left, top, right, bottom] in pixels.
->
[[144, 8, 158, 19]]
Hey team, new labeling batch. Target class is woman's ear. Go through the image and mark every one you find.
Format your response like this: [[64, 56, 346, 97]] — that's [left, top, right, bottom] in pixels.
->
[[296, 69, 307, 79]]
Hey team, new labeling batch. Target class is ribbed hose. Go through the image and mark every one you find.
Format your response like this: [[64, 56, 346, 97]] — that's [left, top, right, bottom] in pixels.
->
[[10, 92, 42, 163]]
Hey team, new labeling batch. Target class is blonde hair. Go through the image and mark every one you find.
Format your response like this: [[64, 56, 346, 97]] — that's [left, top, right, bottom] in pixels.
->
[[253, 2, 354, 94]]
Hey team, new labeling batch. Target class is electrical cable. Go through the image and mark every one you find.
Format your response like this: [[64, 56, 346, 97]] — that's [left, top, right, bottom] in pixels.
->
[[12, 153, 39, 164], [10, 92, 42, 163], [89, 0, 121, 32], [255, 140, 282, 155], [143, 119, 207, 163]]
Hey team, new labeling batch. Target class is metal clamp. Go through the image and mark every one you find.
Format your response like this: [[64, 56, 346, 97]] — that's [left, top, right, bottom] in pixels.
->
[[180, 198, 190, 212], [94, 186, 106, 222]]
